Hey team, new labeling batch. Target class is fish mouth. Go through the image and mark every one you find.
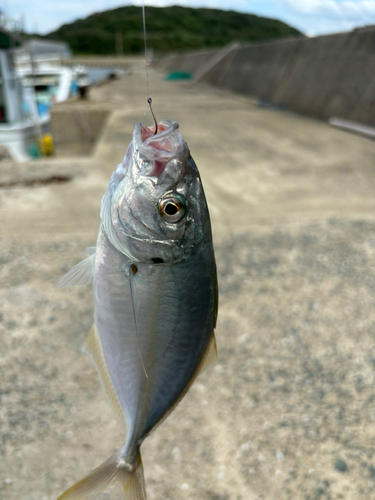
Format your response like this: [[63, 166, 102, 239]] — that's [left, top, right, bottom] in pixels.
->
[[134, 120, 185, 177]]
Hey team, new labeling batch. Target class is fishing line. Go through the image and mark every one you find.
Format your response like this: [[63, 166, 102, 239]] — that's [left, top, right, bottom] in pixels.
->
[[142, 2, 150, 100], [142, 2, 158, 134]]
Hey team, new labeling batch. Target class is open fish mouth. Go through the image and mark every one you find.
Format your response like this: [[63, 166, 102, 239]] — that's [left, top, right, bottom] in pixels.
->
[[134, 120, 186, 177]]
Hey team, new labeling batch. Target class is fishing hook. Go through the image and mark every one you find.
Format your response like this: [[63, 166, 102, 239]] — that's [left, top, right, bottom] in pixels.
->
[[147, 97, 158, 135]]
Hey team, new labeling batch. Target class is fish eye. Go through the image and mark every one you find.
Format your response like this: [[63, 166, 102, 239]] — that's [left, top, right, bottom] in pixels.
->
[[158, 194, 187, 223]]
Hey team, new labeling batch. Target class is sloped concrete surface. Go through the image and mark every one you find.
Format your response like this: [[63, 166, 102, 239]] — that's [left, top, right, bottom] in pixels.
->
[[163, 28, 375, 127], [2, 68, 375, 500]]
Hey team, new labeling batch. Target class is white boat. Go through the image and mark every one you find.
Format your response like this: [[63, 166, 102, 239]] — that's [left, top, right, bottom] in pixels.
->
[[15, 53, 78, 116], [0, 42, 50, 162]]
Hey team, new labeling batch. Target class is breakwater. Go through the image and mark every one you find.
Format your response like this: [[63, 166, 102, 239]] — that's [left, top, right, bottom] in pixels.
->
[[161, 27, 375, 127], [63, 56, 141, 68]]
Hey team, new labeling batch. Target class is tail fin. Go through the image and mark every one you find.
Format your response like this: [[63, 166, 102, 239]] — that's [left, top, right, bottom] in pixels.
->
[[58, 450, 146, 500]]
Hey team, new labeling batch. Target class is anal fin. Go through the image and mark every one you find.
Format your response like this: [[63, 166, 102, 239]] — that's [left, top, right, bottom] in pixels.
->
[[150, 331, 217, 434], [84, 325, 126, 433]]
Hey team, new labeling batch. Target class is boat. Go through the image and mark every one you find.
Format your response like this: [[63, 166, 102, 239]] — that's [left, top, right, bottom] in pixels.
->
[[0, 31, 51, 161], [13, 40, 90, 116], [17, 61, 77, 116]]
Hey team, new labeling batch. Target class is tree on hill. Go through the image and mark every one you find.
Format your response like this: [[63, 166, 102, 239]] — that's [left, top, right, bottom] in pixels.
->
[[43, 6, 302, 55]]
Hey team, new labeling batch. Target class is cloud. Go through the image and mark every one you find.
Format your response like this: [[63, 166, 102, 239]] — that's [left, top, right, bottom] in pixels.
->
[[282, 0, 375, 22], [269, 0, 375, 35], [284, 0, 341, 16]]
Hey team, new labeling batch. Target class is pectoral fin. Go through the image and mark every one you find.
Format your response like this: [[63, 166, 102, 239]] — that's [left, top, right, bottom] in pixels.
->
[[58, 254, 95, 288], [85, 246, 96, 256], [84, 325, 126, 433]]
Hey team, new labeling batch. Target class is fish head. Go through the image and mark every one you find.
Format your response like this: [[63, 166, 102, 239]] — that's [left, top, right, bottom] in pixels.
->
[[101, 120, 210, 264]]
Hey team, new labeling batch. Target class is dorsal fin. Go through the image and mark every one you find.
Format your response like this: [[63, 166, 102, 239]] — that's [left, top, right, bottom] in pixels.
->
[[199, 332, 218, 374], [213, 276, 219, 329]]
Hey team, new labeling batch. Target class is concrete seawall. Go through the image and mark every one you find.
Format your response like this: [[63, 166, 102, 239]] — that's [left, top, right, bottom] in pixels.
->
[[161, 27, 375, 127], [50, 101, 111, 156], [160, 48, 221, 75]]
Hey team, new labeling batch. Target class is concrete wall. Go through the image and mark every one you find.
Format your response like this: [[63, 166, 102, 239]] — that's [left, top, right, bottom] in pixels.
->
[[51, 103, 111, 156], [160, 48, 226, 74], [161, 28, 375, 127], [264, 30, 375, 122]]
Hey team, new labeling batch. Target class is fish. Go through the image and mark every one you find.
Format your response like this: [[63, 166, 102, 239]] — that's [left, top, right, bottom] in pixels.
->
[[57, 119, 218, 500]]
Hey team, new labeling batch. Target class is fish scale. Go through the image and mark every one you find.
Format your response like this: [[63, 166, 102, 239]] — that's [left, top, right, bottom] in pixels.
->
[[58, 119, 217, 500]]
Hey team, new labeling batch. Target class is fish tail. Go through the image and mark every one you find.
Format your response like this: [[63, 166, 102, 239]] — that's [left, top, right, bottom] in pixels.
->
[[57, 450, 146, 500]]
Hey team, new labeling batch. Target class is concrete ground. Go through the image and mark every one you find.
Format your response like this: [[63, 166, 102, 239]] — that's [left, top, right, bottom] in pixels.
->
[[2, 67, 375, 500]]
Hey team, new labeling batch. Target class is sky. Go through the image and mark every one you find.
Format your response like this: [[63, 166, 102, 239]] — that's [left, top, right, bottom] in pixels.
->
[[4, 0, 375, 37]]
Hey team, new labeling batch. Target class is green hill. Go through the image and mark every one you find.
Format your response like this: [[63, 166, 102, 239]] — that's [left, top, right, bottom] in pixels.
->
[[44, 6, 303, 55]]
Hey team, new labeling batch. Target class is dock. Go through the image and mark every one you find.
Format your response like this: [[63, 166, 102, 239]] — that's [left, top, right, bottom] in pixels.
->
[[2, 66, 375, 500]]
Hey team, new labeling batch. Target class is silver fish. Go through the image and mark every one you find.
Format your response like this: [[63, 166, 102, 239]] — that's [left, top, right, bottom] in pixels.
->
[[58, 119, 218, 500]]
